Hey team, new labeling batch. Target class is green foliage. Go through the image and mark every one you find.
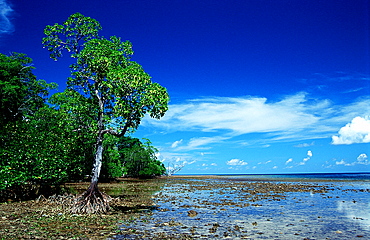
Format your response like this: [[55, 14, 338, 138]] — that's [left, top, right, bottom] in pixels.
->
[[0, 52, 57, 126], [0, 52, 59, 190], [43, 12, 169, 136], [100, 136, 166, 179], [49, 88, 98, 134], [0, 105, 95, 190], [117, 137, 166, 178], [42, 13, 169, 185], [67, 35, 169, 134], [0, 52, 95, 191], [101, 135, 123, 179], [42, 13, 102, 60]]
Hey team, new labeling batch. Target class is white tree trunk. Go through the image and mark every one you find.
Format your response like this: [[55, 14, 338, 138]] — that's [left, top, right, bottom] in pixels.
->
[[91, 137, 103, 183]]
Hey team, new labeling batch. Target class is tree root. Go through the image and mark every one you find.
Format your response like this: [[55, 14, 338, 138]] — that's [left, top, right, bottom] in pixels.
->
[[70, 182, 111, 214]]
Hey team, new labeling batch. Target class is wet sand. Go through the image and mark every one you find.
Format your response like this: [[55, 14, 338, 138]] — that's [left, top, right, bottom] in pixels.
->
[[113, 176, 370, 239]]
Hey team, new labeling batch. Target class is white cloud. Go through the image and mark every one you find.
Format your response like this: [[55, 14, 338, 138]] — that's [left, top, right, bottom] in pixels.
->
[[0, 0, 14, 35], [332, 116, 370, 145], [200, 162, 218, 167], [335, 153, 369, 166], [159, 153, 196, 166], [357, 153, 368, 164], [143, 94, 370, 169], [335, 160, 348, 166], [285, 158, 293, 164], [298, 150, 313, 165], [183, 159, 196, 165], [144, 93, 370, 145], [227, 159, 248, 166], [302, 158, 309, 163], [307, 150, 313, 157], [175, 136, 229, 151], [171, 139, 183, 148], [145, 93, 321, 135]]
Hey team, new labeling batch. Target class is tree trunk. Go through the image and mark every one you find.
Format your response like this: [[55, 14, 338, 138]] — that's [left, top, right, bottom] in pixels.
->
[[71, 88, 110, 214], [70, 134, 111, 214], [91, 134, 103, 184]]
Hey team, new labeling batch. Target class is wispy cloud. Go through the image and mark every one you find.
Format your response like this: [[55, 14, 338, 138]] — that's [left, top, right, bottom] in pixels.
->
[[332, 116, 370, 144], [171, 139, 183, 148], [149, 92, 321, 135], [304, 72, 370, 97], [174, 136, 229, 151], [294, 142, 315, 147], [142, 91, 370, 171], [342, 87, 367, 94], [144, 93, 370, 144], [0, 0, 14, 35], [258, 160, 271, 165]]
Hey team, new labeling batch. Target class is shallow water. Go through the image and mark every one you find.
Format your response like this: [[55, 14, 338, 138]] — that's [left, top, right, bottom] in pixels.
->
[[113, 178, 370, 239]]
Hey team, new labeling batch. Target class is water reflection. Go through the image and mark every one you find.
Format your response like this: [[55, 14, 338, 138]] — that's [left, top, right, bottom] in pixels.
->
[[114, 178, 370, 239], [337, 200, 370, 230]]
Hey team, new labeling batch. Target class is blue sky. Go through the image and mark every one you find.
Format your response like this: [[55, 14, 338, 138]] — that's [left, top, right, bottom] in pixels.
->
[[1, 0, 369, 174]]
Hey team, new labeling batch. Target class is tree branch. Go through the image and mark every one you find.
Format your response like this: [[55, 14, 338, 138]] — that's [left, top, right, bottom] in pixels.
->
[[101, 129, 125, 137]]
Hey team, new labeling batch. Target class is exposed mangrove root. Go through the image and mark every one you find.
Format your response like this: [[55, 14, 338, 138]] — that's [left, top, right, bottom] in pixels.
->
[[70, 182, 111, 214]]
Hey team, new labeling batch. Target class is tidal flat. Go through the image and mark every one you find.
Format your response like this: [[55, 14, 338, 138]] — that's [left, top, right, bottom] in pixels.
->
[[1, 176, 369, 239], [114, 176, 370, 239]]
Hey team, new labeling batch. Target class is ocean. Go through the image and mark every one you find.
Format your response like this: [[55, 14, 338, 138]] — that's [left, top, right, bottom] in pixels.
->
[[218, 172, 370, 181]]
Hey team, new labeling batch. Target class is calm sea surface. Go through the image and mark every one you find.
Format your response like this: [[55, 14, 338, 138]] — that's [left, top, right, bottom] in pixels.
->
[[218, 172, 370, 181], [114, 173, 370, 239]]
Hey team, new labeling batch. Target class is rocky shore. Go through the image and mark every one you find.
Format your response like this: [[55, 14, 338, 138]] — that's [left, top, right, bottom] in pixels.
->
[[1, 176, 369, 239]]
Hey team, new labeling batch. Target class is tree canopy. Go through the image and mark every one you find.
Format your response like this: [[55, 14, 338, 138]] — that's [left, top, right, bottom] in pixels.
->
[[42, 13, 169, 213], [42, 13, 169, 137], [0, 52, 56, 126], [118, 137, 166, 178]]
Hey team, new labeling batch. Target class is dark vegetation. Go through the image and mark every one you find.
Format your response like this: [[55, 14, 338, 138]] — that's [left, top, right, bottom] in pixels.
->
[[0, 13, 169, 207]]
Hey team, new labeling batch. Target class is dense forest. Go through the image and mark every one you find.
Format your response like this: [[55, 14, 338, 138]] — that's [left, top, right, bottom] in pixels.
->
[[0, 14, 169, 206]]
